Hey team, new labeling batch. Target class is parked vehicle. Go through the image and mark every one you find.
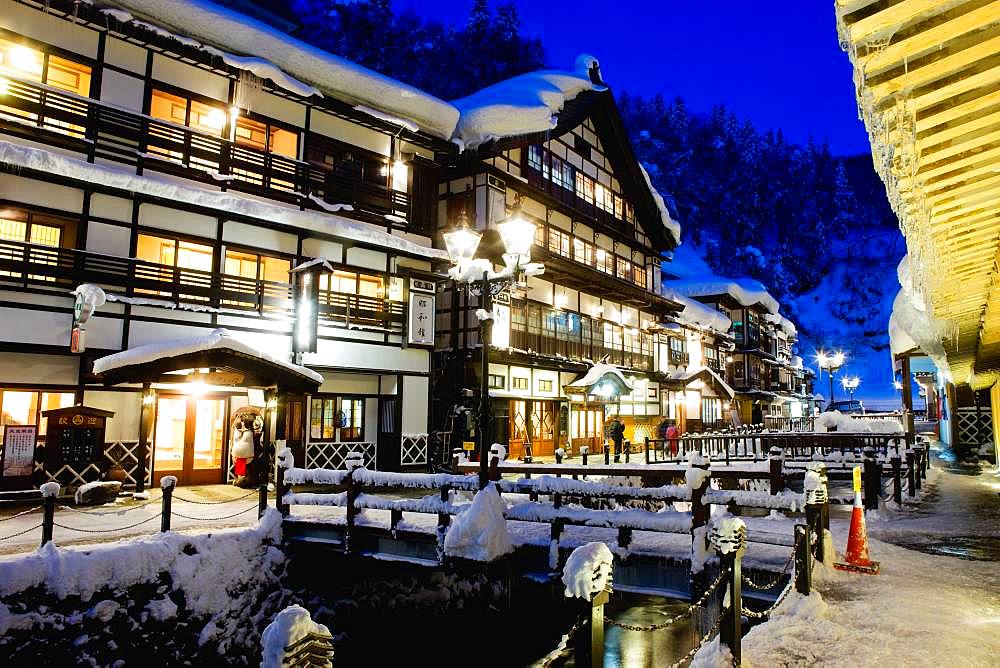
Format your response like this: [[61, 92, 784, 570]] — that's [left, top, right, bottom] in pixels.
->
[[826, 400, 866, 414]]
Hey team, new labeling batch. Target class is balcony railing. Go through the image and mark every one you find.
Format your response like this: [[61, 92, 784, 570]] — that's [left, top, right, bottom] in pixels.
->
[[668, 350, 690, 366], [0, 76, 409, 219], [0, 239, 404, 332], [509, 329, 653, 371], [705, 357, 723, 372]]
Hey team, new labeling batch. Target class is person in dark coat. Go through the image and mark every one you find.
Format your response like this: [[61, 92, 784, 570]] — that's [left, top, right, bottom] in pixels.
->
[[610, 416, 625, 463]]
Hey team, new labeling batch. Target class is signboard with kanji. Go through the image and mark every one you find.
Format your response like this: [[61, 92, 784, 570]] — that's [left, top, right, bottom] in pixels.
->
[[1, 425, 38, 481], [407, 292, 435, 346]]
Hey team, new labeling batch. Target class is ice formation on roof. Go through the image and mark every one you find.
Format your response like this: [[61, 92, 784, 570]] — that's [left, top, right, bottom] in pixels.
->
[[103, 0, 459, 139], [451, 55, 603, 149], [888, 255, 953, 381], [92, 328, 323, 384], [0, 141, 446, 260], [639, 163, 682, 245]]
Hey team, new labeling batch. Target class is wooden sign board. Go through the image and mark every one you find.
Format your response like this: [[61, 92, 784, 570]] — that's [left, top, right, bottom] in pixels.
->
[[1, 425, 38, 488], [462, 441, 476, 452]]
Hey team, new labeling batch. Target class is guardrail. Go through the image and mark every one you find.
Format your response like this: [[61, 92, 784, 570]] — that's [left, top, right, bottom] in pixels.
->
[[644, 431, 905, 465]]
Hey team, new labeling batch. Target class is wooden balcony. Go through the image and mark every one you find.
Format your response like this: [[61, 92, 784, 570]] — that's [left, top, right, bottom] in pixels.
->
[[509, 328, 653, 371], [0, 239, 404, 332]]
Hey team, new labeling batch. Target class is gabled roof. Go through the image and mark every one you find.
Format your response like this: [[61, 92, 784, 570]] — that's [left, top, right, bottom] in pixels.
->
[[454, 60, 680, 252]]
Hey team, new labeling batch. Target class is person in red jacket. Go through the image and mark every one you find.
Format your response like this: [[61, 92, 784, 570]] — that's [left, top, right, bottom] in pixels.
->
[[665, 420, 680, 459]]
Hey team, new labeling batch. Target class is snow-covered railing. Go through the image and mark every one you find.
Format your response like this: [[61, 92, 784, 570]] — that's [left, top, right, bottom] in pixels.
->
[[668, 431, 905, 465]]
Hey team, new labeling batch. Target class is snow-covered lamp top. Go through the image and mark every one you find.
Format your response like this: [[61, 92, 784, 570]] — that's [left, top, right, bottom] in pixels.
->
[[496, 212, 536, 259], [443, 224, 482, 264]]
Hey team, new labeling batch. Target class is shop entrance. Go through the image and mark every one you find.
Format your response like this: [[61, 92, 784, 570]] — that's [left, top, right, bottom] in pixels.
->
[[152, 395, 227, 486], [509, 400, 558, 459]]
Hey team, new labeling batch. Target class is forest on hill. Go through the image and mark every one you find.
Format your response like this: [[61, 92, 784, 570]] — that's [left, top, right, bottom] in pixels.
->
[[290, 0, 906, 398]]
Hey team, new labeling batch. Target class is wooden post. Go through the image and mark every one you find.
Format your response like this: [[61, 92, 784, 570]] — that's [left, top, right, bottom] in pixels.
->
[[345, 468, 359, 554], [258, 482, 268, 519], [862, 447, 879, 511], [581, 446, 588, 467], [891, 456, 903, 505], [617, 526, 632, 551], [804, 463, 829, 564], [645, 436, 650, 465], [276, 452, 290, 517], [555, 449, 563, 464], [40, 482, 59, 547], [921, 444, 929, 478], [160, 477, 175, 532], [914, 448, 923, 492], [488, 455, 500, 481], [794, 523, 811, 596], [712, 520, 746, 666], [768, 447, 784, 495], [136, 383, 153, 494], [436, 484, 451, 558], [906, 449, 916, 497], [604, 444, 610, 466], [624, 441, 630, 463]]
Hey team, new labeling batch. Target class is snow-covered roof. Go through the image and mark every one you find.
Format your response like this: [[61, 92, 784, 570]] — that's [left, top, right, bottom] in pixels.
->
[[639, 163, 681, 246], [0, 140, 446, 260], [567, 363, 634, 391], [665, 276, 780, 315], [669, 366, 735, 399], [889, 256, 953, 381], [93, 328, 323, 384], [662, 288, 732, 335], [102, 0, 459, 139], [451, 55, 602, 149], [766, 313, 797, 337]]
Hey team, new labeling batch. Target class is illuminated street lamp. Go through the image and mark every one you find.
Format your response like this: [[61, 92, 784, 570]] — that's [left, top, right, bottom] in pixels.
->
[[445, 197, 543, 488], [816, 350, 846, 405], [841, 375, 861, 401]]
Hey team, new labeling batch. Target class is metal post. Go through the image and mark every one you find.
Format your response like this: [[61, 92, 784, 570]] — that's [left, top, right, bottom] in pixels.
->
[[258, 482, 268, 519], [478, 271, 492, 490], [40, 483, 59, 547], [906, 449, 916, 497], [160, 477, 174, 532], [891, 456, 902, 505], [794, 523, 811, 595]]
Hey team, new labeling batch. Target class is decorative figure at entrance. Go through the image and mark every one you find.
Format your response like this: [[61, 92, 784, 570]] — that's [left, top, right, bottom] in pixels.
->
[[231, 407, 264, 488]]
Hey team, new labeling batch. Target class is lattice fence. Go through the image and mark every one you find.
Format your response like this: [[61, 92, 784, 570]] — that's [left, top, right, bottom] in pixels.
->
[[306, 441, 377, 470], [400, 433, 429, 467], [24, 440, 151, 489], [957, 407, 993, 455]]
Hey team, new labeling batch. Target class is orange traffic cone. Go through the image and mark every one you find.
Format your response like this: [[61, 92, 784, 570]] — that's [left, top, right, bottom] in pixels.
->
[[835, 467, 879, 575]]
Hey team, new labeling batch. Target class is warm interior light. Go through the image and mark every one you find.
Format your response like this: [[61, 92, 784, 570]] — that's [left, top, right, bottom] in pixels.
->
[[444, 224, 482, 263], [0, 77, 8, 96], [391, 159, 408, 192], [203, 107, 227, 130], [496, 212, 536, 259], [10, 45, 42, 74], [186, 380, 208, 397], [554, 293, 568, 309]]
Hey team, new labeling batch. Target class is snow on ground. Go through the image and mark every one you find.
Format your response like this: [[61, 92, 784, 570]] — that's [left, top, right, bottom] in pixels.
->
[[698, 447, 1000, 667]]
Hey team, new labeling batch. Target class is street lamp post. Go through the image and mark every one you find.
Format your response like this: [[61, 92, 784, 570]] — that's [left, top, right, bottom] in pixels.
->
[[841, 376, 860, 402], [444, 200, 542, 488], [815, 351, 845, 407]]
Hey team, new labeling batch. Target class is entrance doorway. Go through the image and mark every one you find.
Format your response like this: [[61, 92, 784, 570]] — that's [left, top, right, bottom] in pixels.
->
[[508, 400, 558, 459], [152, 396, 227, 486]]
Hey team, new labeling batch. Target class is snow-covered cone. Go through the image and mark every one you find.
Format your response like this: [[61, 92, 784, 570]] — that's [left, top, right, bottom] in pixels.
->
[[443, 486, 513, 562]]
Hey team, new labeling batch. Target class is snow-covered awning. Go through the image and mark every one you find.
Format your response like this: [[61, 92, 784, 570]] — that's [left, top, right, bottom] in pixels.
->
[[565, 363, 634, 399], [662, 288, 732, 335], [93, 329, 322, 392], [669, 366, 735, 400]]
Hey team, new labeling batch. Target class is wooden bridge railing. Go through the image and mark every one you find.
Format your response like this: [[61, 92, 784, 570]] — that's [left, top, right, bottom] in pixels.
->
[[644, 431, 905, 466]]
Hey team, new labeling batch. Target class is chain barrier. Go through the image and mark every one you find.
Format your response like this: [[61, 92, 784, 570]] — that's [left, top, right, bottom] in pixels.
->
[[537, 618, 584, 667], [742, 538, 797, 591], [605, 568, 728, 632], [53, 514, 160, 533], [667, 614, 724, 668], [0, 505, 42, 522], [170, 503, 260, 522], [57, 497, 160, 517], [0, 523, 43, 542], [171, 490, 258, 505]]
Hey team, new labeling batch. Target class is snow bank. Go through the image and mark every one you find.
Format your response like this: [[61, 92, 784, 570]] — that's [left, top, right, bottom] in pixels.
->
[[451, 55, 601, 149], [260, 604, 332, 668], [0, 141, 446, 260], [814, 411, 902, 434], [663, 289, 732, 334], [638, 163, 681, 245], [665, 276, 780, 315], [443, 487, 513, 562], [104, 0, 459, 139], [92, 328, 322, 384], [562, 542, 614, 600]]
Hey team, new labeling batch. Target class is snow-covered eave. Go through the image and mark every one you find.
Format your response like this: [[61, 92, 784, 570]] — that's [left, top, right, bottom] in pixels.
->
[[98, 0, 459, 140], [638, 163, 681, 246], [566, 363, 634, 392], [664, 278, 780, 315], [670, 366, 735, 399], [0, 140, 447, 261]]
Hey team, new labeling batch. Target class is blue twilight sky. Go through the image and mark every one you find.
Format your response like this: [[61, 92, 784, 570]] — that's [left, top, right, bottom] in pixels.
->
[[394, 0, 870, 156]]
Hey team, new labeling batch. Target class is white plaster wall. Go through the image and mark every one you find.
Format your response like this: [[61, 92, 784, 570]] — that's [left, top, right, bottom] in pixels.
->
[[304, 342, 429, 373], [0, 0, 98, 58], [0, 352, 78, 385], [100, 70, 145, 113], [104, 36, 147, 74], [85, 315, 124, 351], [138, 204, 217, 239], [309, 110, 389, 156], [0, 308, 71, 346], [318, 373, 378, 394], [85, 390, 141, 442], [152, 54, 229, 102], [89, 194, 133, 224], [0, 174, 83, 214], [238, 89, 305, 128], [402, 375, 429, 433], [301, 238, 343, 263], [345, 247, 387, 272], [222, 221, 297, 255], [86, 221, 131, 257]]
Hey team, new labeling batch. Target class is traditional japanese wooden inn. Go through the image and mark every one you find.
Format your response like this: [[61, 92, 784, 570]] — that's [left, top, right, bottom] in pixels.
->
[[432, 59, 741, 458], [0, 0, 461, 489]]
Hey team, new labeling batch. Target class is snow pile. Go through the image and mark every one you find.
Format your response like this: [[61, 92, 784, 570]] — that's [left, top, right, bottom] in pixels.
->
[[0, 510, 285, 650], [443, 487, 513, 561], [663, 289, 732, 334], [888, 255, 954, 381], [40, 482, 60, 498], [92, 328, 322, 384], [561, 542, 614, 600], [814, 411, 902, 434], [260, 604, 332, 668], [73, 481, 121, 505], [103, 0, 459, 139], [451, 55, 602, 149], [639, 163, 682, 245], [765, 312, 797, 337], [665, 276, 780, 315], [0, 141, 446, 260]]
